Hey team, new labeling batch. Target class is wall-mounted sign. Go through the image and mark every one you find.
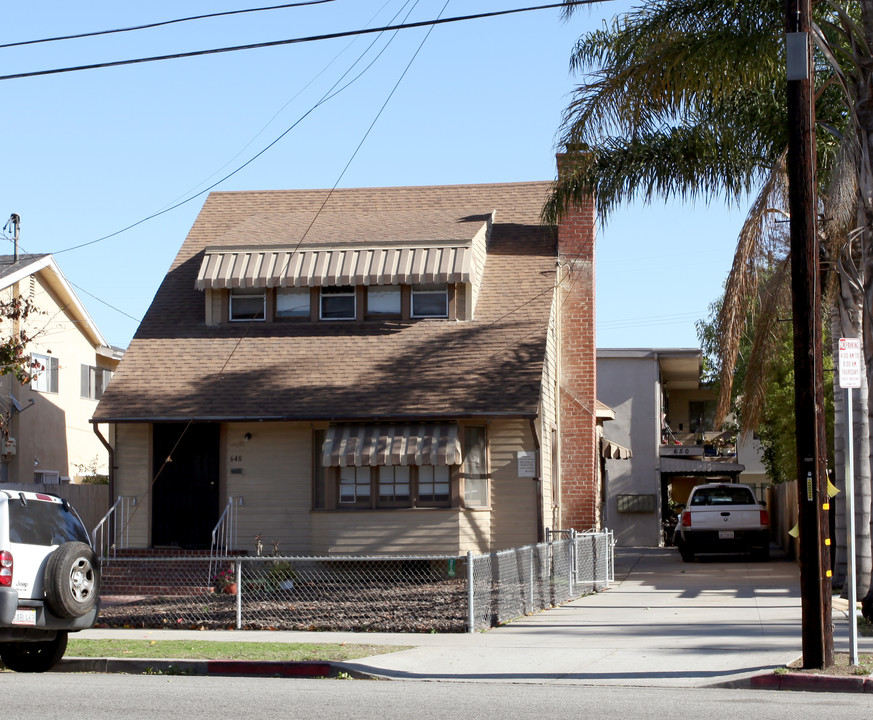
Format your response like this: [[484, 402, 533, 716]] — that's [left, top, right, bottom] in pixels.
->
[[517, 451, 537, 478]]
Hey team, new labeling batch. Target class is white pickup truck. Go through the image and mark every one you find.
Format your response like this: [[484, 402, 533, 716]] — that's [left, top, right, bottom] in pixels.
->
[[674, 483, 770, 562]]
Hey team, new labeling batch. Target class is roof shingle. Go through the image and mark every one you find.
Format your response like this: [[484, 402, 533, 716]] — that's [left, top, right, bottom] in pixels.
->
[[95, 182, 557, 422]]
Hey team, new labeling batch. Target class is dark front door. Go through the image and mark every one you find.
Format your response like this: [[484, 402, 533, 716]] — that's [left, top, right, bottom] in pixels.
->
[[152, 423, 220, 549]]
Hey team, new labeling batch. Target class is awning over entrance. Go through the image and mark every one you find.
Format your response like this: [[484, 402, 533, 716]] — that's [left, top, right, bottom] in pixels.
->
[[601, 438, 632, 459], [659, 457, 745, 475], [196, 245, 475, 290], [322, 423, 462, 467]]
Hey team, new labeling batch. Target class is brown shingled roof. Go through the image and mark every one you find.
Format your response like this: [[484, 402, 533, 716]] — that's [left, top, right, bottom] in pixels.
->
[[94, 182, 557, 422]]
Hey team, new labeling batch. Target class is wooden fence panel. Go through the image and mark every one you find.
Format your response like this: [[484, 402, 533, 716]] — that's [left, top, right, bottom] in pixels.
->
[[769, 481, 799, 561], [0, 483, 110, 535]]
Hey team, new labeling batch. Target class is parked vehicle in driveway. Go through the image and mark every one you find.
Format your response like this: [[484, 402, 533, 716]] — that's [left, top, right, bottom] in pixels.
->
[[674, 483, 770, 562], [0, 490, 100, 672]]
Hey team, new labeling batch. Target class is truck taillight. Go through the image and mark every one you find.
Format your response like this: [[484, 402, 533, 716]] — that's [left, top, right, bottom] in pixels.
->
[[760, 509, 770, 527], [682, 511, 692, 527], [0, 550, 12, 586]]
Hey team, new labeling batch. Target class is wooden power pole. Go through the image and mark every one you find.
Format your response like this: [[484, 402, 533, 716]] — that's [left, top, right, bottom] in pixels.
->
[[785, 0, 834, 669]]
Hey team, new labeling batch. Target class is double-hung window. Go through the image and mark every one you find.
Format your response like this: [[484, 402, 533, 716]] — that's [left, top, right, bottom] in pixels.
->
[[230, 288, 266, 321], [31, 354, 59, 394], [339, 466, 371, 506], [463, 426, 488, 507], [320, 286, 356, 320], [411, 283, 448, 318]]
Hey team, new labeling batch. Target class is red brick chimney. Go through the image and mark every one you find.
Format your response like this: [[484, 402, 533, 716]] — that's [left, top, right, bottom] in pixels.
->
[[555, 151, 599, 531]]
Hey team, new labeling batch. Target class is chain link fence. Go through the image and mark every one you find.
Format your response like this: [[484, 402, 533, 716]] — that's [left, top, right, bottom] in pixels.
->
[[97, 530, 613, 633]]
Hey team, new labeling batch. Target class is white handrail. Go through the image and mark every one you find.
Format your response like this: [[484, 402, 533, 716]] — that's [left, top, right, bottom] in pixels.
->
[[209, 497, 237, 578], [92, 496, 134, 559]]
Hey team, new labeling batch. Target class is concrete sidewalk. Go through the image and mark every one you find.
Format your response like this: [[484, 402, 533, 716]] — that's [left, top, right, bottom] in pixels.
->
[[67, 547, 872, 690]]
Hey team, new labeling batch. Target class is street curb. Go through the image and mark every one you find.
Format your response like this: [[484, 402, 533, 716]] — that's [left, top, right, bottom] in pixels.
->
[[58, 657, 377, 679], [749, 672, 873, 694]]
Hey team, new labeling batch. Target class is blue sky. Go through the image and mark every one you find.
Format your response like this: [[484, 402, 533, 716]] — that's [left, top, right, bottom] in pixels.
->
[[1, 1, 749, 350]]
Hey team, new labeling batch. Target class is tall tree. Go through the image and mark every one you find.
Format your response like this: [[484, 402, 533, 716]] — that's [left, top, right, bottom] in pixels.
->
[[547, 0, 873, 609]]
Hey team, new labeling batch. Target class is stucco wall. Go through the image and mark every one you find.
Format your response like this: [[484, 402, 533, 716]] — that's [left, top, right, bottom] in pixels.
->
[[1, 273, 116, 483], [597, 353, 661, 546]]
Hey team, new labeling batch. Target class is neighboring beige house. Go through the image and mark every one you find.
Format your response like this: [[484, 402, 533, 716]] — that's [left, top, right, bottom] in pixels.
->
[[0, 254, 122, 484], [94, 163, 607, 556]]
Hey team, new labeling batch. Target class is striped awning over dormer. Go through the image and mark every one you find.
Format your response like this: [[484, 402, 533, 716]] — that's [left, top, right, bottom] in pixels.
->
[[322, 423, 462, 467], [195, 245, 475, 290]]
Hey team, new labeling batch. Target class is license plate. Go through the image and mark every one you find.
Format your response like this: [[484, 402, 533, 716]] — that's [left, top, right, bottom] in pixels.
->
[[12, 608, 36, 626], [719, 530, 734, 539]]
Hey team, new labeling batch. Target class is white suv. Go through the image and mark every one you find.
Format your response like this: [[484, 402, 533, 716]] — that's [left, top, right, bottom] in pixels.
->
[[0, 490, 100, 672]]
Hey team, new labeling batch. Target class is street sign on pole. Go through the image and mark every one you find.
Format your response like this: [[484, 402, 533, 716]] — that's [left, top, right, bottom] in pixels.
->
[[839, 338, 862, 389], [838, 338, 860, 666]]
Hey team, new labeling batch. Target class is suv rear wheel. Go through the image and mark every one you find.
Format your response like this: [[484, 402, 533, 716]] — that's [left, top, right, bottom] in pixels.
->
[[44, 542, 100, 618], [0, 631, 68, 673]]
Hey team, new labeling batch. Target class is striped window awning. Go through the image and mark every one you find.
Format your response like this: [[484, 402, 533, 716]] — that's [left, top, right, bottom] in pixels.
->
[[322, 424, 462, 468], [196, 245, 475, 290]]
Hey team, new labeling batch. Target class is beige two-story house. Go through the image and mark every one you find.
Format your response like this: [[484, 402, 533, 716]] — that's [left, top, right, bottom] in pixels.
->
[[0, 254, 122, 484], [94, 164, 603, 555]]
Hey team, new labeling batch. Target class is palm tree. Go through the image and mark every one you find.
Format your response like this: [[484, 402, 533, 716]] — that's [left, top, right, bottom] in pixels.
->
[[547, 0, 873, 609]]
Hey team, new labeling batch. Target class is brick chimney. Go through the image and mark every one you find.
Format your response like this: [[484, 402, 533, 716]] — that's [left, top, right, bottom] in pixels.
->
[[555, 151, 599, 531]]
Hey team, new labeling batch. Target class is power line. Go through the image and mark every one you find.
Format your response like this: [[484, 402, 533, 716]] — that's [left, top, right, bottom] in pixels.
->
[[0, 1, 603, 82], [52, 1, 421, 255], [0, 1, 336, 49]]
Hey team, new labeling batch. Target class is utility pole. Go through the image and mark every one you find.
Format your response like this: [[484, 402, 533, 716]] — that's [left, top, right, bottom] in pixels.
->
[[785, 0, 834, 668]]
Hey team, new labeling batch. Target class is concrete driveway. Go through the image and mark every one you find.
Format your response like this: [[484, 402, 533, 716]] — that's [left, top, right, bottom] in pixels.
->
[[339, 545, 860, 686]]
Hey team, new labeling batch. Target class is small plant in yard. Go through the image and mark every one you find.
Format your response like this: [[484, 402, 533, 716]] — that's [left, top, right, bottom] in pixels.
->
[[267, 561, 297, 590], [213, 565, 236, 590]]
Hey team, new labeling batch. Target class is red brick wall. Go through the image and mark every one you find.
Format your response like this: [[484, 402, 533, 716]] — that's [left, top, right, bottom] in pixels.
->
[[555, 153, 599, 531]]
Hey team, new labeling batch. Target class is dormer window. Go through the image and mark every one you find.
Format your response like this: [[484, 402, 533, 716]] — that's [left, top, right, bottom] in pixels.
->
[[320, 286, 356, 320], [366, 285, 401, 318], [276, 287, 310, 319], [411, 283, 448, 318], [230, 288, 265, 321]]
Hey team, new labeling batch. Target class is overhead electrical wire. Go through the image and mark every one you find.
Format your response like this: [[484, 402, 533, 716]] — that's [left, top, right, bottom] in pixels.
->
[[0, 1, 602, 82], [53, 0, 423, 255], [117, 0, 449, 533], [0, 1, 337, 49]]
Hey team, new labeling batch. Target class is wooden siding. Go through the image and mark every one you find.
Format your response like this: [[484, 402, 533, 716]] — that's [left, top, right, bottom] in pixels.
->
[[113, 423, 151, 547], [458, 510, 491, 554], [489, 419, 538, 550], [225, 422, 313, 555], [310, 510, 462, 555]]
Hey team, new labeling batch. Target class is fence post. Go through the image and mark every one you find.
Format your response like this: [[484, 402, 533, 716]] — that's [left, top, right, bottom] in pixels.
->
[[568, 529, 576, 597], [235, 559, 242, 630], [467, 551, 475, 633]]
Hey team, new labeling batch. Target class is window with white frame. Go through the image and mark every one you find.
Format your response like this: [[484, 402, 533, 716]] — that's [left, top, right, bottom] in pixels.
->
[[366, 285, 401, 318], [31, 354, 58, 394], [411, 283, 448, 318], [81, 365, 112, 400], [276, 287, 310, 319], [229, 288, 266, 321], [320, 286, 356, 320]]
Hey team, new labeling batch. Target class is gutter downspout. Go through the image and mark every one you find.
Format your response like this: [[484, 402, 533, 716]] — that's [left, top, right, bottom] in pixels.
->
[[92, 422, 114, 502], [529, 418, 544, 543]]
